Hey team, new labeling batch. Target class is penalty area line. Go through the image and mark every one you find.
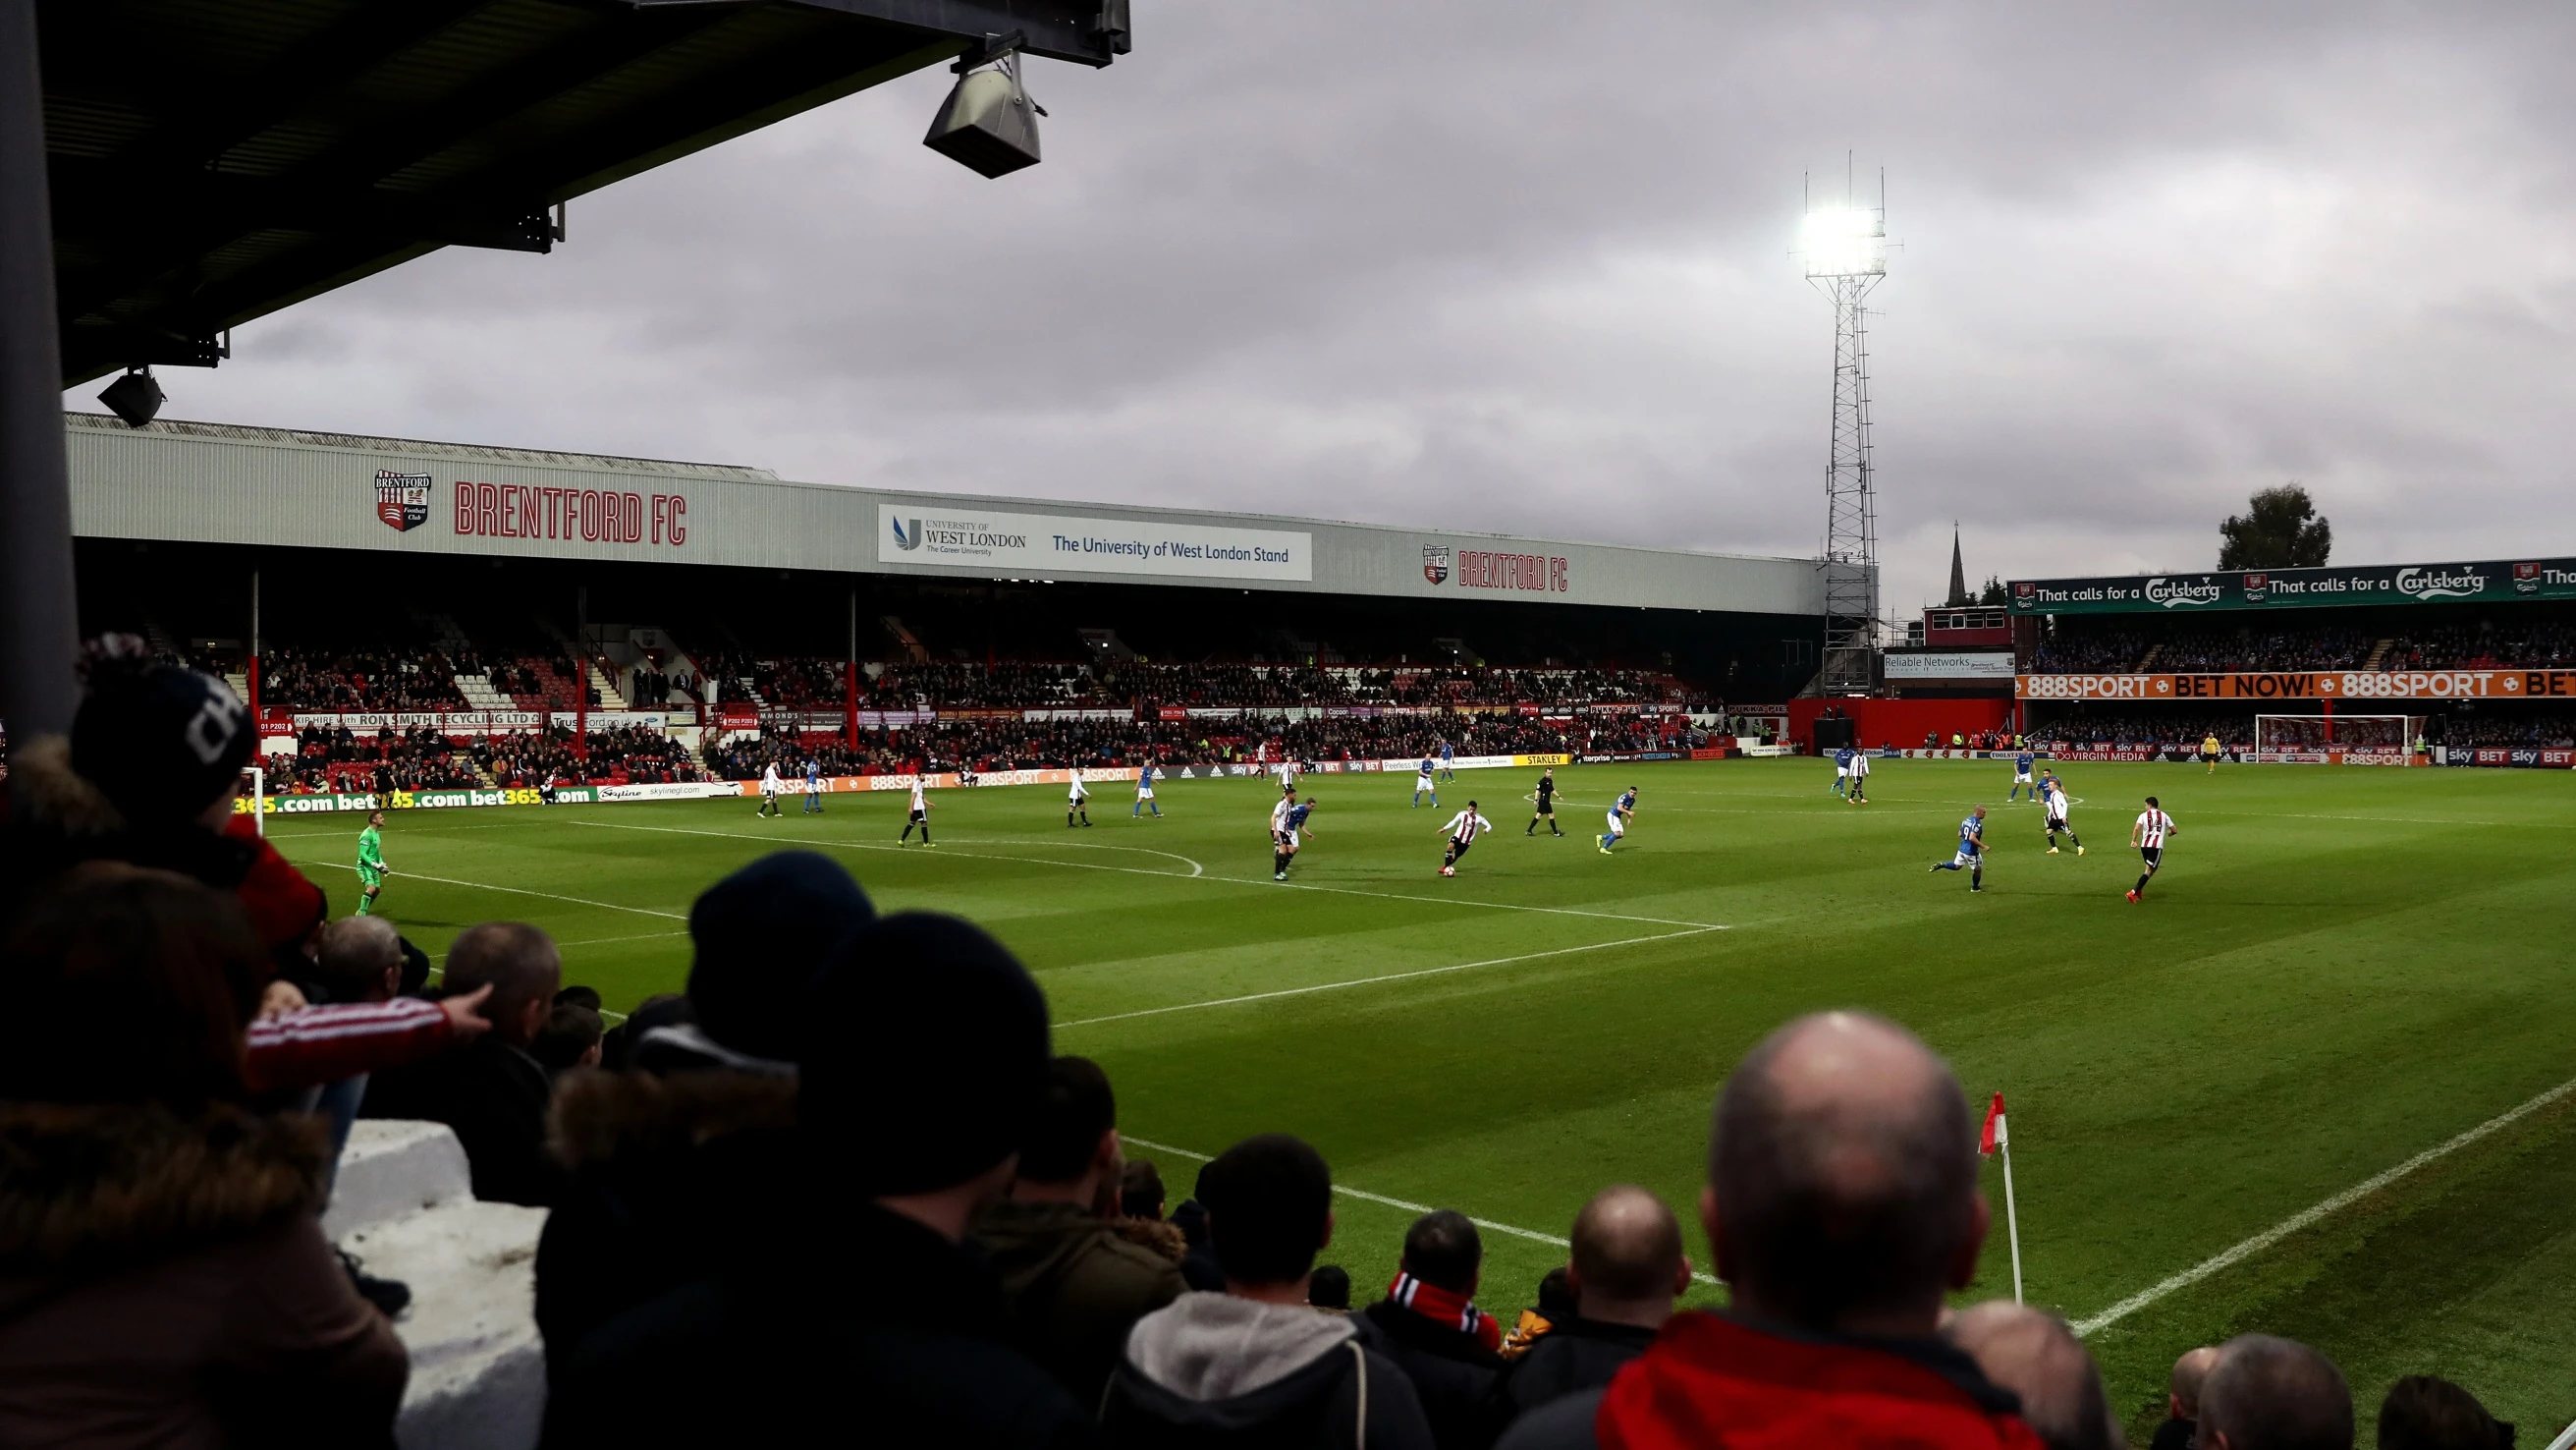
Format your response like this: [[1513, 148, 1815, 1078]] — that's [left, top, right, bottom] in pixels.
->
[[1054, 926, 1721, 1030], [2073, 1069, 2576, 1337], [1121, 1134, 1719, 1283]]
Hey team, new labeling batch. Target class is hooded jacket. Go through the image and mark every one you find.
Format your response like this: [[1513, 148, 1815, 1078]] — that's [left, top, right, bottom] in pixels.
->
[[534, 1065, 801, 1380], [975, 1197, 1187, 1407], [0, 1102, 408, 1449], [1102, 1292, 1436, 1450]]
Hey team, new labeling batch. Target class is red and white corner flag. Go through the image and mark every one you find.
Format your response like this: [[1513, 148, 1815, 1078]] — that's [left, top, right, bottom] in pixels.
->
[[1980, 1090, 2023, 1303]]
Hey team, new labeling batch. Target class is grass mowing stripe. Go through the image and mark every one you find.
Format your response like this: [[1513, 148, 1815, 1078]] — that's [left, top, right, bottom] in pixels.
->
[[1122, 1134, 1722, 1282], [298, 861, 687, 920], [2074, 1069, 2576, 1337], [566, 816, 1725, 928], [1055, 927, 1723, 1030]]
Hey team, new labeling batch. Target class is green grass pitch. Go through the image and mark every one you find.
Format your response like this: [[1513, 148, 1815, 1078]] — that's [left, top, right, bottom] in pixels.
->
[[264, 757, 2576, 1442]]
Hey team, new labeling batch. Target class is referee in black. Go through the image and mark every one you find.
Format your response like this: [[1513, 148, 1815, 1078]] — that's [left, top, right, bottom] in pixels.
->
[[1527, 767, 1562, 836]]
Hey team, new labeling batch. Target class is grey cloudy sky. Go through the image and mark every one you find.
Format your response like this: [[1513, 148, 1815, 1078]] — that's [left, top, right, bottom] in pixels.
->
[[82, 1, 2576, 615]]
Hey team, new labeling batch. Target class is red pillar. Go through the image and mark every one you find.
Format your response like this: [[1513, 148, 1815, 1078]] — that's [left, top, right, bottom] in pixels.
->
[[575, 656, 589, 768], [845, 659, 858, 748]]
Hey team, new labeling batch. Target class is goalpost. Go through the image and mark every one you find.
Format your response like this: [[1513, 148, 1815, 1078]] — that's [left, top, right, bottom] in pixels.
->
[[240, 764, 267, 836], [2252, 714, 2425, 762]]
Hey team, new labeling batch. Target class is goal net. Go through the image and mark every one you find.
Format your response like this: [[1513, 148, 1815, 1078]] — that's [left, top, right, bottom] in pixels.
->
[[2252, 714, 2423, 761]]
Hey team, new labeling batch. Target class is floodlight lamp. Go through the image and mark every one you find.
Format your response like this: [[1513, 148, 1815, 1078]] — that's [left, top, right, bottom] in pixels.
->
[[924, 39, 1045, 178], [1801, 204, 1887, 278], [98, 367, 165, 428]]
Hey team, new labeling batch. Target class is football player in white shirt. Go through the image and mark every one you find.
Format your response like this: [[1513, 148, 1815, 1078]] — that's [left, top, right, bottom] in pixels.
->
[[756, 761, 784, 818], [2127, 796, 2177, 902], [899, 777, 934, 846], [1269, 787, 1296, 880], [1846, 750, 1871, 806], [1068, 771, 1092, 828], [2042, 773, 2082, 855], [1437, 801, 1491, 877]]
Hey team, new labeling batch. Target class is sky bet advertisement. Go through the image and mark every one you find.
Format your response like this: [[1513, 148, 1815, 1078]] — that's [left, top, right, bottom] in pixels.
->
[[2008, 558, 2576, 615]]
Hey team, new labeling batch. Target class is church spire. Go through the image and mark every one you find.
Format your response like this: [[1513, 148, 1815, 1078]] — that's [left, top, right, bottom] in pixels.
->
[[1946, 525, 1968, 606]]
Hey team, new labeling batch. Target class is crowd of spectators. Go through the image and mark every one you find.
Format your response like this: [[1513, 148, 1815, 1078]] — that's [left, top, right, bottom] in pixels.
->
[[259, 645, 469, 711], [740, 659, 1705, 713], [2384, 621, 2576, 671], [2150, 625, 2374, 673], [2029, 614, 2576, 676], [697, 711, 1697, 780], [0, 644, 2540, 1447], [284, 722, 485, 795], [2026, 715, 2256, 748], [2438, 713, 2576, 748], [2027, 629, 2148, 673]]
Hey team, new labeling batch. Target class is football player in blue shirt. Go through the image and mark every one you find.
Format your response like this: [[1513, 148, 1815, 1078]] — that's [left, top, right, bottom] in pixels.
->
[[1413, 757, 1439, 809], [802, 756, 824, 813], [1834, 745, 1855, 797], [2008, 749, 2038, 802], [1931, 806, 1989, 892], [1599, 786, 1639, 854], [1438, 739, 1456, 782]]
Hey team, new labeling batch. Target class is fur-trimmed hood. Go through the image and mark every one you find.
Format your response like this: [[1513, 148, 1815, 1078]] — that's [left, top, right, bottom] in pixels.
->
[[548, 1065, 799, 1173], [0, 1103, 327, 1286], [6, 735, 127, 837]]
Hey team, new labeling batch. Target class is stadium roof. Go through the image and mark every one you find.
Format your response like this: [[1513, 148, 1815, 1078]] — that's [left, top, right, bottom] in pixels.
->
[[42, 0, 1128, 385], [65, 411, 1830, 619]]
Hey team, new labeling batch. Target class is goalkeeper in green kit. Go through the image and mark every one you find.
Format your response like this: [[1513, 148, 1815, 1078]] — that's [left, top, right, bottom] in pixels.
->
[[356, 809, 390, 916]]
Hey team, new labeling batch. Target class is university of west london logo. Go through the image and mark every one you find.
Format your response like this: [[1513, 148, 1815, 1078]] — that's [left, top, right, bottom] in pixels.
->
[[373, 470, 431, 532], [891, 517, 923, 551], [1422, 545, 1451, 586]]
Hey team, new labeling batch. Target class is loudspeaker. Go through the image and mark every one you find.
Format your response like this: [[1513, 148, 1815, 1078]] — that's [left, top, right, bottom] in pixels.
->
[[98, 369, 166, 428]]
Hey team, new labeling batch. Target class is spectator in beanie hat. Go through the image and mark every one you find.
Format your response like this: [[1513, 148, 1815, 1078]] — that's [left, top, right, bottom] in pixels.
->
[[3, 640, 324, 960], [545, 911, 1087, 1448], [631, 849, 871, 1075], [537, 852, 873, 1382]]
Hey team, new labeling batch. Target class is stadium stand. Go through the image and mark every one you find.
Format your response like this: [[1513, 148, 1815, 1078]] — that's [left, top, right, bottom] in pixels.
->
[[2026, 613, 2576, 674]]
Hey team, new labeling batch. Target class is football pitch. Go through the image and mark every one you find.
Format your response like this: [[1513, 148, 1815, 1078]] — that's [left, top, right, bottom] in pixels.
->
[[266, 757, 2576, 1441]]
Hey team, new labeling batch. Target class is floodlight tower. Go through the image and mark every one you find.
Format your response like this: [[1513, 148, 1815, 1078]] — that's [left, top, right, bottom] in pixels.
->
[[1801, 165, 1888, 695]]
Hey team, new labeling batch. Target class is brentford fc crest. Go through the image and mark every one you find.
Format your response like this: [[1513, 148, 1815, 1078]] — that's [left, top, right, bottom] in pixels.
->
[[374, 470, 431, 531], [1422, 545, 1451, 586]]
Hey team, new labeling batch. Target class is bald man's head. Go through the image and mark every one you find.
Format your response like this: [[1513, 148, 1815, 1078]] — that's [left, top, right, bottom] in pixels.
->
[[1944, 1303, 2116, 1450], [316, 915, 402, 1003], [1568, 1185, 1687, 1325], [1707, 1012, 1981, 1327], [445, 922, 562, 1047], [2198, 1335, 2350, 1450], [2170, 1345, 2221, 1421]]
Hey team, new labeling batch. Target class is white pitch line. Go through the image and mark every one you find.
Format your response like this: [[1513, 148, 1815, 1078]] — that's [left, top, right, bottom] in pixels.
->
[[299, 861, 686, 920], [2073, 1069, 2576, 1337], [1055, 926, 1721, 1030], [563, 817, 1725, 929], [1121, 1134, 1719, 1281]]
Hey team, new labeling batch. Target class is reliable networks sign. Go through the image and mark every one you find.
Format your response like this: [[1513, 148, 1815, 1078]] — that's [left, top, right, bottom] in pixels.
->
[[878, 504, 1311, 584], [2009, 558, 2576, 615]]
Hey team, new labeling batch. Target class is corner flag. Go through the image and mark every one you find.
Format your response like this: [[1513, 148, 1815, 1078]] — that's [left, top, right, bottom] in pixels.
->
[[1979, 1090, 2023, 1304]]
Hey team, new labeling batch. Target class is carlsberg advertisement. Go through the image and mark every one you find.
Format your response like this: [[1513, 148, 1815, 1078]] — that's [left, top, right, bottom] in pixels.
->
[[2008, 557, 2576, 615]]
